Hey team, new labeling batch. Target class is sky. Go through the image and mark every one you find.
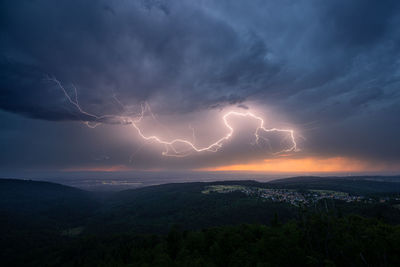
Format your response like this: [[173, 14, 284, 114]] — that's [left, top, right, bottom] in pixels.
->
[[1, 0, 400, 176]]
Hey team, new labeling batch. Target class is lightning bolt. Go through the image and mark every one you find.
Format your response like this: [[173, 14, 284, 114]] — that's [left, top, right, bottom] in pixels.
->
[[47, 77, 298, 157]]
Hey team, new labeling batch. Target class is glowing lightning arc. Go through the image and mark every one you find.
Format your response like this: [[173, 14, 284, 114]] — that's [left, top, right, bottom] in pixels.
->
[[47, 77, 298, 157]]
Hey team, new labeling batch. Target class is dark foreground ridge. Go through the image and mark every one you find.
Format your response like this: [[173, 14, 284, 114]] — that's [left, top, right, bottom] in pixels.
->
[[1, 176, 400, 266]]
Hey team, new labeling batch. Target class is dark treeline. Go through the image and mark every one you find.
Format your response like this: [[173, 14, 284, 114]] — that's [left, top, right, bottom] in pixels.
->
[[11, 214, 400, 267]]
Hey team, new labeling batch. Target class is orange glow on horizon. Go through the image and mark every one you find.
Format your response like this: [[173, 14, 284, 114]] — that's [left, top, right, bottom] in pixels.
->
[[61, 157, 399, 173], [201, 157, 399, 173]]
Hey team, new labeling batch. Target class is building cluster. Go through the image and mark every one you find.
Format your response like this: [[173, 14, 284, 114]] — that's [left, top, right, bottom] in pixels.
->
[[258, 189, 367, 206], [203, 185, 368, 207]]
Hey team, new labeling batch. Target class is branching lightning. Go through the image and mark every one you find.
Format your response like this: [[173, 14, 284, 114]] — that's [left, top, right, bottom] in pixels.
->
[[47, 77, 298, 157]]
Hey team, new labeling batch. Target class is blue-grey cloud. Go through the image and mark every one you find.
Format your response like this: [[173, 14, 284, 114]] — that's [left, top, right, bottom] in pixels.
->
[[1, 0, 400, 169]]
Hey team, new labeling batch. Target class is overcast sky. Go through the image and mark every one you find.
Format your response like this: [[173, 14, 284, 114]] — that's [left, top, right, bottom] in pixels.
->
[[1, 0, 400, 174]]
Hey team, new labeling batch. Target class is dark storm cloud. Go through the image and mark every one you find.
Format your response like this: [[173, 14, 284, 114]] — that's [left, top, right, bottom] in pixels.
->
[[1, 0, 400, 169], [0, 0, 279, 118]]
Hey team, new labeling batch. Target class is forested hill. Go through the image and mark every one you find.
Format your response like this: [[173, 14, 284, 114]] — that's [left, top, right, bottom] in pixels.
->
[[0, 178, 100, 233], [1, 177, 400, 266], [2, 176, 400, 235], [268, 175, 400, 193], [0, 178, 89, 200]]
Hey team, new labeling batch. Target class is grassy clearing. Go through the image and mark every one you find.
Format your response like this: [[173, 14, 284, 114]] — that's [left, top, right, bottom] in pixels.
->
[[61, 226, 84, 237], [201, 185, 247, 194], [309, 189, 348, 197]]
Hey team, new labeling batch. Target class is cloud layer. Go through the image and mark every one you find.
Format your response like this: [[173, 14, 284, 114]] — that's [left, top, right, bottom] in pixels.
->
[[1, 0, 400, 170]]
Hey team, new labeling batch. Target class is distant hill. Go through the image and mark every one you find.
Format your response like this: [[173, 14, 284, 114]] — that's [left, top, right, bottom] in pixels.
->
[[1, 176, 400, 233], [2, 176, 400, 230], [0, 178, 100, 226], [268, 176, 400, 194], [0, 179, 102, 266], [89, 181, 296, 234], [1, 177, 400, 266]]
